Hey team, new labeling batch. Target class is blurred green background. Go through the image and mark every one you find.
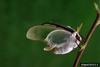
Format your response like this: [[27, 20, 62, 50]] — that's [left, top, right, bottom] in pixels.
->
[[0, 0, 100, 67]]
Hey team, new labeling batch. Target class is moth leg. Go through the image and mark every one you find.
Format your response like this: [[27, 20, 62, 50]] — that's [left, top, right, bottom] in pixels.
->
[[75, 36, 85, 49]]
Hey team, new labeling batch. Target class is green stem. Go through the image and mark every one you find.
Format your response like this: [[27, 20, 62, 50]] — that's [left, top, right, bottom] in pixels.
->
[[73, 3, 100, 67]]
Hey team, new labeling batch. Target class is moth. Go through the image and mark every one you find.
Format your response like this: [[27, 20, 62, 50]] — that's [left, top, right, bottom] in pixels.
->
[[26, 22, 82, 54]]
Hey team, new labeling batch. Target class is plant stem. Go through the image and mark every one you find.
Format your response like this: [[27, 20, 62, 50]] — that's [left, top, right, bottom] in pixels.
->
[[73, 3, 100, 67]]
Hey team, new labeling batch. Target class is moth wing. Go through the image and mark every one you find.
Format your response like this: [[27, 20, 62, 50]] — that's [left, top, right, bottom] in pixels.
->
[[26, 24, 62, 41]]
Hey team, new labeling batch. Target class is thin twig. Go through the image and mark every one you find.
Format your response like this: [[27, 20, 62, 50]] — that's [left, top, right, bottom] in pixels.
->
[[73, 3, 100, 67]]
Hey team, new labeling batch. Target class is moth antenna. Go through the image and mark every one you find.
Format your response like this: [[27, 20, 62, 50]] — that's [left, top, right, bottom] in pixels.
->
[[76, 23, 83, 33]]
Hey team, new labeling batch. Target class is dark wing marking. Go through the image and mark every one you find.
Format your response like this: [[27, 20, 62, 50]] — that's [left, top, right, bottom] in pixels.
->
[[41, 22, 75, 33]]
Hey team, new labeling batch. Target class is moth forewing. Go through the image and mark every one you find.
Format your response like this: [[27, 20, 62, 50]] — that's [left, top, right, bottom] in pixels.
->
[[26, 24, 60, 41]]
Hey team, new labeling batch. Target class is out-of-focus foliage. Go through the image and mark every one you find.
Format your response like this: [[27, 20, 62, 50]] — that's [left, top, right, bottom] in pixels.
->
[[0, 0, 100, 67]]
